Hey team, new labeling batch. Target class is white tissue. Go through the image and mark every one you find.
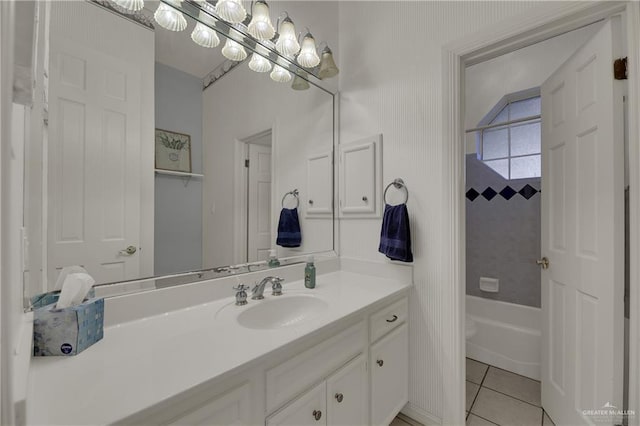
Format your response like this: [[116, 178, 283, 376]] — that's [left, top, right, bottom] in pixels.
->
[[54, 266, 89, 291], [56, 272, 95, 309]]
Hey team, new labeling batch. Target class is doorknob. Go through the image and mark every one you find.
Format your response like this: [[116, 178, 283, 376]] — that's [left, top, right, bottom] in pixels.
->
[[536, 257, 549, 269], [119, 245, 137, 256]]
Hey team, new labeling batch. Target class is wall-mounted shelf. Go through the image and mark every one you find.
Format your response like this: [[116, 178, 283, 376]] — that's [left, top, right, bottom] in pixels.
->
[[154, 169, 204, 178]]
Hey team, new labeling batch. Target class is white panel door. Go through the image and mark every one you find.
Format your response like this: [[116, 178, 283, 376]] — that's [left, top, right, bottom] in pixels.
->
[[326, 354, 368, 426], [247, 143, 272, 262], [307, 151, 333, 215], [48, 32, 142, 285], [541, 18, 624, 426], [340, 141, 376, 214]]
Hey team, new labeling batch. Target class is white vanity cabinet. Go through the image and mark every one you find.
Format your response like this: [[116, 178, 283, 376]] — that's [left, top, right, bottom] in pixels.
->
[[267, 382, 327, 426]]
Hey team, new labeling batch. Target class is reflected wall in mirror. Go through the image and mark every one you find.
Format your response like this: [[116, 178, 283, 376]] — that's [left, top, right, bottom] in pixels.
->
[[23, 0, 337, 304]]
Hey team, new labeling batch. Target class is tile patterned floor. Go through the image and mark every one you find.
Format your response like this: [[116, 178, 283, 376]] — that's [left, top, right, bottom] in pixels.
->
[[466, 358, 555, 426], [389, 358, 557, 426]]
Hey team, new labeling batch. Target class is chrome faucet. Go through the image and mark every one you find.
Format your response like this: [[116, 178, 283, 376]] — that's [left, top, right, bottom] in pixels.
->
[[252, 276, 285, 300]]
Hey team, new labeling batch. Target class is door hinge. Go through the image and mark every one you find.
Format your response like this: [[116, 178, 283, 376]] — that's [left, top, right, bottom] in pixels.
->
[[614, 57, 627, 80], [244, 159, 249, 167]]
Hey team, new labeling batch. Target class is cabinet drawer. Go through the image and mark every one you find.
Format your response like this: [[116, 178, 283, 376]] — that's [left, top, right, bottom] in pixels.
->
[[370, 297, 408, 343], [266, 321, 366, 412], [266, 382, 326, 426]]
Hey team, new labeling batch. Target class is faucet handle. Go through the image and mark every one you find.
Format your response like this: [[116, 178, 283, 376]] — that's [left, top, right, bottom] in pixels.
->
[[233, 284, 250, 292], [272, 277, 284, 296], [233, 284, 249, 306]]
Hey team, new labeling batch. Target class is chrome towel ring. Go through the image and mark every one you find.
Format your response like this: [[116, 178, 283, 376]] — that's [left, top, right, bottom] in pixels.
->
[[383, 178, 409, 205], [281, 189, 300, 208]]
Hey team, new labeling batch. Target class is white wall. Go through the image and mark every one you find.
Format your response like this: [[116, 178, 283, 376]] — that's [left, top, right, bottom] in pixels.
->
[[337, 1, 576, 423], [464, 23, 601, 153]]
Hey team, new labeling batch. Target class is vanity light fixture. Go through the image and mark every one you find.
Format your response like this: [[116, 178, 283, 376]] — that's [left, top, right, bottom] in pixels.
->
[[215, 0, 247, 24], [221, 38, 248, 61], [249, 52, 273, 73], [318, 44, 339, 79], [291, 72, 310, 90], [296, 31, 320, 68], [154, 0, 187, 32], [270, 64, 292, 83], [191, 2, 220, 48], [275, 14, 300, 57], [247, 1, 275, 41], [112, 0, 144, 12]]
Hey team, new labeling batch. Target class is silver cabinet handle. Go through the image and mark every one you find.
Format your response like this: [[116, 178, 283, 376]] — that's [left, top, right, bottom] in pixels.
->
[[119, 245, 137, 255], [335, 393, 344, 403], [309, 199, 314, 205], [376, 359, 384, 367], [536, 257, 550, 269], [362, 196, 368, 202], [386, 315, 398, 323], [312, 410, 322, 421]]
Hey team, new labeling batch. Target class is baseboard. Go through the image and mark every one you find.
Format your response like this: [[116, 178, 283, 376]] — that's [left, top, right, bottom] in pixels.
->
[[401, 403, 442, 426]]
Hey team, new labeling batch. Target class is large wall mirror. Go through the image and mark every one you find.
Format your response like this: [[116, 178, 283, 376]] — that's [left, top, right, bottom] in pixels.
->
[[23, 0, 337, 306]]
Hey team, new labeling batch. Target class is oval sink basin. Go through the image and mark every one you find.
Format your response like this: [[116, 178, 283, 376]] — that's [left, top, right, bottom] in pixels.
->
[[236, 295, 329, 330]]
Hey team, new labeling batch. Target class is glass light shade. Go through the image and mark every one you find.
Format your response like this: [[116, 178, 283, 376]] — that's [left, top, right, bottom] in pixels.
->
[[248, 53, 272, 73], [275, 18, 300, 56], [221, 38, 247, 61], [291, 73, 310, 90], [112, 0, 144, 12], [216, 0, 246, 24], [154, 0, 187, 32], [191, 10, 220, 48], [318, 46, 339, 79], [270, 65, 292, 83], [296, 33, 320, 68], [248, 1, 275, 41]]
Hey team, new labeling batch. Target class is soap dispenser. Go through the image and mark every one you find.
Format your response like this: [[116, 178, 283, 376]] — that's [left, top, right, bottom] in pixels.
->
[[268, 249, 280, 267], [304, 255, 316, 289]]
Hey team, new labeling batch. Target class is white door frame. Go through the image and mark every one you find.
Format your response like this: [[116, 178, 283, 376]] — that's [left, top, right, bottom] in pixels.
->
[[441, 2, 640, 425]]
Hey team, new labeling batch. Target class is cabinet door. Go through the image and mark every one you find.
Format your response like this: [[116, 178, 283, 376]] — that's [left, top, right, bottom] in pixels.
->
[[370, 323, 409, 426], [327, 355, 368, 426], [267, 382, 327, 426], [167, 382, 251, 426], [306, 151, 333, 216]]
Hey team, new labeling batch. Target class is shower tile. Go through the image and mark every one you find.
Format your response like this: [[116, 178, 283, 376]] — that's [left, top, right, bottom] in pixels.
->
[[466, 414, 498, 426], [466, 381, 480, 411], [466, 358, 489, 384], [543, 412, 555, 426], [472, 387, 542, 426], [483, 367, 541, 406]]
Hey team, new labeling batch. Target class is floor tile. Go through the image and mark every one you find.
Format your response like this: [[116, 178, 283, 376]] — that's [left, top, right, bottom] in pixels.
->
[[467, 414, 498, 426], [471, 387, 542, 426], [389, 417, 412, 426], [483, 367, 541, 406], [543, 411, 555, 426], [466, 381, 480, 411], [396, 413, 424, 426], [466, 358, 489, 384]]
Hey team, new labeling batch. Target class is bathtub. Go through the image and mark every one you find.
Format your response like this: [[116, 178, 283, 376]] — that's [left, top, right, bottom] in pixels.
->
[[466, 295, 541, 380]]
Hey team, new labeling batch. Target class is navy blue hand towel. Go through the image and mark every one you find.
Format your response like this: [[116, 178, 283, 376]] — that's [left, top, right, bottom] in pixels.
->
[[378, 203, 413, 262], [276, 208, 302, 247]]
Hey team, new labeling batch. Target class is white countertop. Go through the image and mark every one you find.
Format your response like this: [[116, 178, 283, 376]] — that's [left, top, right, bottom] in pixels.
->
[[27, 270, 410, 425]]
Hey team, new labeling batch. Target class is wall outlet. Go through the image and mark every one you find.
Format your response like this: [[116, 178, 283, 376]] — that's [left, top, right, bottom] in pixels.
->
[[479, 277, 499, 293]]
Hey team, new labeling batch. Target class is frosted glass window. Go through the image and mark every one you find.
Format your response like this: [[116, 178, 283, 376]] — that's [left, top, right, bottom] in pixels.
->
[[490, 106, 509, 125], [482, 128, 509, 160], [484, 159, 509, 178], [510, 122, 541, 156], [511, 155, 541, 179], [510, 97, 541, 120]]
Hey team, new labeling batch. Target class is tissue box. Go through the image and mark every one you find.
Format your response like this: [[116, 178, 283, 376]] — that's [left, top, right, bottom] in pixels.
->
[[33, 297, 104, 356], [30, 288, 96, 310]]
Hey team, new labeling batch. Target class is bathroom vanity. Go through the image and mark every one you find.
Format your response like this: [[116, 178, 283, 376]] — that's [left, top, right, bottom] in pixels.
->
[[27, 261, 410, 425]]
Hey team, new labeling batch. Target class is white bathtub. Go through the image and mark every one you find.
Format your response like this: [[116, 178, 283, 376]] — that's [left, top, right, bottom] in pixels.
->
[[466, 295, 541, 380]]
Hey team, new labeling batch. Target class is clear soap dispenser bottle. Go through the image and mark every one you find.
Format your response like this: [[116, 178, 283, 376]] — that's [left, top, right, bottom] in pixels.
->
[[304, 256, 316, 289], [268, 249, 280, 267]]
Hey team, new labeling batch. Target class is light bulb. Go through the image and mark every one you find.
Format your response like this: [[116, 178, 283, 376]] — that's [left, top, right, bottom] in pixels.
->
[[318, 46, 339, 79], [270, 65, 292, 83], [216, 0, 246, 24], [154, 0, 187, 32], [249, 53, 272, 73], [221, 38, 247, 61], [296, 32, 320, 68], [112, 0, 144, 12], [275, 17, 300, 56], [191, 9, 220, 48], [248, 1, 275, 41], [291, 73, 310, 90]]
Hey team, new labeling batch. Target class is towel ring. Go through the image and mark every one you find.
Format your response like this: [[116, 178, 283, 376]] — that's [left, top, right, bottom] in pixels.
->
[[281, 189, 300, 208], [383, 178, 409, 205]]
